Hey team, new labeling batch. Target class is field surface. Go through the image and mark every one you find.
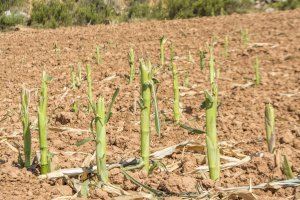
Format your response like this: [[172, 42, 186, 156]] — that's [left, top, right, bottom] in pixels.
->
[[0, 9, 299, 199]]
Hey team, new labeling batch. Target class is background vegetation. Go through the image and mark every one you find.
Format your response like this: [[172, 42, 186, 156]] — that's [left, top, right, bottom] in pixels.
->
[[0, 0, 299, 29]]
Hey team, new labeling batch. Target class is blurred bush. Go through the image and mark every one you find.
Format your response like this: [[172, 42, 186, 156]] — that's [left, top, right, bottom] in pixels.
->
[[271, 0, 300, 10], [0, 0, 299, 29]]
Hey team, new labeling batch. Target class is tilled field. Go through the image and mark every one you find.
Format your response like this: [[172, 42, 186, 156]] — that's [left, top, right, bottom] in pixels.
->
[[0, 9, 299, 199]]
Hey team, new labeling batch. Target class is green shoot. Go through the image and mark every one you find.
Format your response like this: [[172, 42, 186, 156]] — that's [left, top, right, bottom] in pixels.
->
[[201, 85, 220, 181], [71, 100, 79, 113], [95, 97, 108, 183], [282, 155, 294, 179], [184, 71, 189, 87], [38, 71, 50, 174], [21, 88, 31, 169], [253, 57, 261, 85], [86, 65, 93, 112], [70, 64, 82, 89], [148, 61, 161, 138], [77, 63, 82, 87], [70, 65, 76, 89], [199, 49, 206, 70], [81, 88, 119, 182], [223, 35, 229, 57], [209, 44, 216, 85], [140, 59, 151, 173], [159, 36, 167, 67], [170, 45, 180, 124], [96, 46, 102, 65], [265, 103, 275, 153], [129, 48, 135, 84], [201, 46, 220, 180], [241, 28, 249, 46], [188, 51, 195, 64]]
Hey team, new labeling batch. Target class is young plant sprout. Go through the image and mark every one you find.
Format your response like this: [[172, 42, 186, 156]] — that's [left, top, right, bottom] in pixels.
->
[[282, 155, 294, 179], [38, 71, 50, 174], [188, 51, 195, 64], [128, 48, 135, 84], [138, 59, 161, 173], [184, 71, 189, 87], [224, 35, 229, 57], [209, 44, 216, 85], [159, 36, 167, 67], [254, 57, 261, 85], [78, 88, 119, 183], [170, 45, 180, 123], [86, 64, 93, 112], [201, 45, 220, 180], [70, 65, 76, 89], [77, 63, 82, 87], [199, 49, 206, 70], [265, 103, 275, 153], [21, 88, 31, 169], [95, 97, 108, 183], [241, 28, 249, 46], [70, 65, 82, 89], [140, 59, 151, 173], [202, 85, 220, 180], [96, 46, 102, 65]]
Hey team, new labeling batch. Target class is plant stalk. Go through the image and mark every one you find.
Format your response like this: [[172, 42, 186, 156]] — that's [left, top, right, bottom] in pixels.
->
[[205, 84, 220, 180], [95, 97, 108, 183], [265, 103, 275, 153], [140, 60, 151, 173], [21, 88, 31, 169], [160, 36, 167, 67], [38, 71, 49, 174], [170, 45, 180, 123], [86, 65, 93, 112], [129, 48, 135, 84]]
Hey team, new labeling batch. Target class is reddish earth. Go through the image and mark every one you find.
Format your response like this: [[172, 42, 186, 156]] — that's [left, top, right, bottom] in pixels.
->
[[0, 9, 299, 199]]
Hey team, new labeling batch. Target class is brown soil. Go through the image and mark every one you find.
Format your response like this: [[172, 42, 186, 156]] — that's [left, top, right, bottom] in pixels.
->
[[0, 9, 299, 199]]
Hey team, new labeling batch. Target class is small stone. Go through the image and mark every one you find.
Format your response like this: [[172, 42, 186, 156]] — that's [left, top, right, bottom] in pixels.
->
[[201, 178, 214, 189], [279, 132, 294, 144], [57, 185, 73, 196], [55, 112, 73, 125], [293, 139, 300, 149]]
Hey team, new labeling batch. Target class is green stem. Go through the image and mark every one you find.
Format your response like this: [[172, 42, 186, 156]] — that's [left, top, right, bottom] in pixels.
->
[[95, 97, 108, 183], [209, 44, 215, 85], [21, 88, 31, 169], [282, 155, 294, 179], [205, 84, 220, 180], [38, 71, 49, 174], [140, 60, 151, 173], [96, 46, 101, 65], [129, 48, 135, 84], [254, 57, 261, 85], [86, 65, 93, 112], [265, 103, 275, 153], [160, 36, 167, 67], [170, 45, 180, 123]]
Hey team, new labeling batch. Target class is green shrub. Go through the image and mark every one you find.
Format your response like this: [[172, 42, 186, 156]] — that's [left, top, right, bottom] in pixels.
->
[[128, 1, 152, 19], [31, 0, 74, 28], [271, 0, 300, 10], [0, 13, 24, 29], [74, 0, 117, 25]]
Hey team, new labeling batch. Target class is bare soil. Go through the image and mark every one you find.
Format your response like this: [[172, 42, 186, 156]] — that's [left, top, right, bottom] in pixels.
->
[[0, 9, 299, 199]]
